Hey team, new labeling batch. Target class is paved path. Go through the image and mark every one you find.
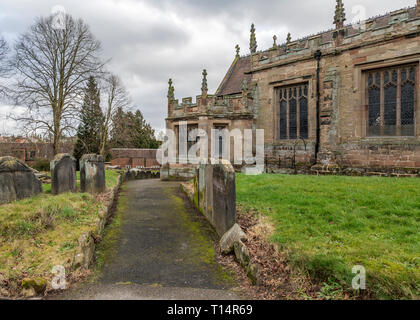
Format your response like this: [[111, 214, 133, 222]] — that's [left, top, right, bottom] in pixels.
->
[[51, 180, 240, 300]]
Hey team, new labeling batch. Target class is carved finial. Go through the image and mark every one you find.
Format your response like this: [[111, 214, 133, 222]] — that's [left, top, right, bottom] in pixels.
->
[[235, 44, 240, 58], [167, 79, 174, 100], [250, 23, 257, 54], [272, 35, 277, 48], [241, 78, 248, 92], [286, 33, 292, 44], [201, 69, 208, 93], [334, 0, 346, 29]]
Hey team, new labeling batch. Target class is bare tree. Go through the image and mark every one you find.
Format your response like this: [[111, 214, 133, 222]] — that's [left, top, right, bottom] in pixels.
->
[[0, 37, 10, 97], [100, 74, 130, 156], [10, 14, 105, 154]]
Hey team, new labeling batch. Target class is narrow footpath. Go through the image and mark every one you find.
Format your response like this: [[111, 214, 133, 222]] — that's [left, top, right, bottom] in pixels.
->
[[51, 179, 240, 300]]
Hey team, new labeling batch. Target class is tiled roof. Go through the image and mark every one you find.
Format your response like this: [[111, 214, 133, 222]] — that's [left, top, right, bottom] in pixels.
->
[[216, 56, 252, 96]]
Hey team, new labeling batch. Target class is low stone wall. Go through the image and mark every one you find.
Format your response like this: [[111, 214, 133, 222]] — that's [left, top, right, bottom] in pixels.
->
[[124, 168, 160, 180], [109, 148, 160, 168], [160, 163, 196, 181], [72, 173, 123, 270]]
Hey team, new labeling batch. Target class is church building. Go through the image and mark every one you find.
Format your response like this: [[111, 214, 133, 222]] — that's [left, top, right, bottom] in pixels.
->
[[165, 0, 420, 176]]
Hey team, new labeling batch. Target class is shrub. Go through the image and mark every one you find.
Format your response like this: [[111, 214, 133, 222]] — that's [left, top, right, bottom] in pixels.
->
[[31, 158, 50, 172]]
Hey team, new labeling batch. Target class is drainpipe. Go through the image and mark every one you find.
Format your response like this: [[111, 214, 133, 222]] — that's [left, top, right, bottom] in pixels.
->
[[314, 50, 322, 164]]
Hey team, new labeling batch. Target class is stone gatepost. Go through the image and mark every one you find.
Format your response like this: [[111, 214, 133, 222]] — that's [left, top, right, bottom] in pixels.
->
[[50, 153, 76, 195], [80, 154, 105, 194], [0, 156, 43, 204]]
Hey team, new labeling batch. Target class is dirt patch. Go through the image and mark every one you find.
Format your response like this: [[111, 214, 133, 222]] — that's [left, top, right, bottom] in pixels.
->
[[216, 205, 320, 300]]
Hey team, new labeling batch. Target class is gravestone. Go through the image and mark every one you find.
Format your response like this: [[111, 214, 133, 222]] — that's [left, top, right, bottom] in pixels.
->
[[50, 153, 76, 195], [211, 161, 236, 235], [0, 156, 43, 204], [80, 154, 105, 194], [195, 160, 236, 236]]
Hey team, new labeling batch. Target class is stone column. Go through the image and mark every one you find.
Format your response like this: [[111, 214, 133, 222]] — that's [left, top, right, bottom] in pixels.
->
[[0, 156, 42, 204], [80, 154, 105, 194], [50, 153, 76, 195]]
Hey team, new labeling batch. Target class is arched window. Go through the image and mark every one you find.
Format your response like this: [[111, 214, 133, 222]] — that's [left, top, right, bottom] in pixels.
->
[[277, 83, 309, 140], [366, 65, 416, 136]]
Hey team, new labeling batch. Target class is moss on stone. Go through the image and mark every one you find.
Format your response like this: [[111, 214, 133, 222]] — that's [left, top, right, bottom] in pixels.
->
[[21, 277, 47, 294]]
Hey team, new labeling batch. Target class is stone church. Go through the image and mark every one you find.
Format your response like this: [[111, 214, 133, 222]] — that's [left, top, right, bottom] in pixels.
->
[[166, 0, 420, 175]]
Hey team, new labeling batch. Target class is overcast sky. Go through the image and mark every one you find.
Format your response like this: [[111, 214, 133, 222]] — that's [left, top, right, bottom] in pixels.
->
[[0, 0, 415, 135]]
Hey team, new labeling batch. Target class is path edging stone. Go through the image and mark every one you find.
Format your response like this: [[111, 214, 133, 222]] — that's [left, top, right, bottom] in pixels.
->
[[72, 174, 123, 270]]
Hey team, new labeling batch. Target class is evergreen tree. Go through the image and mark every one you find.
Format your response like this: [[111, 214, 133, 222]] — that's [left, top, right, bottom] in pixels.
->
[[109, 108, 159, 149], [73, 76, 104, 162]]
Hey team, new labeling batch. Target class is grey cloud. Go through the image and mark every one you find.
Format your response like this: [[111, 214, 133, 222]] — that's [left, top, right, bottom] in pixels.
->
[[0, 0, 416, 132]]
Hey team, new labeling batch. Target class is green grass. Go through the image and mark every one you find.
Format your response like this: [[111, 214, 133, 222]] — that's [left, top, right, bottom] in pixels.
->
[[0, 170, 121, 296], [236, 174, 420, 299]]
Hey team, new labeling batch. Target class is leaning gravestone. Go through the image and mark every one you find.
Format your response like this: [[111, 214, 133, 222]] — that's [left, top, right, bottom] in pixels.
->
[[50, 153, 76, 195], [0, 156, 43, 204], [80, 154, 105, 194]]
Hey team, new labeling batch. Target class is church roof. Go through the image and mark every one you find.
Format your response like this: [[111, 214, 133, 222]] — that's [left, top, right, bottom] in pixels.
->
[[214, 6, 417, 97], [216, 55, 252, 97]]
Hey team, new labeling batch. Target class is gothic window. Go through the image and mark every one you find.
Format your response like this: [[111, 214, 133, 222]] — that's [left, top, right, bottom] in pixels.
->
[[187, 124, 198, 156], [214, 125, 227, 159], [277, 83, 309, 140], [366, 65, 417, 136]]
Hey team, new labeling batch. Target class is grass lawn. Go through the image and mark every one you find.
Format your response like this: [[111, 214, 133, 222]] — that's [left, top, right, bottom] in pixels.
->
[[0, 170, 120, 296], [236, 174, 420, 299]]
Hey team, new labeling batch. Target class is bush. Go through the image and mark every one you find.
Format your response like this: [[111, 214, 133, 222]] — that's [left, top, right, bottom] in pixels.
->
[[31, 158, 50, 172]]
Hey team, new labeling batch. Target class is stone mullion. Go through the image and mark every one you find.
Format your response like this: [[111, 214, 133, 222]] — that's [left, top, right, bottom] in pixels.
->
[[380, 71, 385, 136], [275, 89, 278, 140], [297, 86, 301, 139], [397, 68, 402, 136], [286, 89, 290, 140]]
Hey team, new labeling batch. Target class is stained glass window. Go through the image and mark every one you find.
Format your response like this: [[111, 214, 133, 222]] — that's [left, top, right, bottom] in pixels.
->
[[277, 84, 309, 140], [366, 65, 416, 136]]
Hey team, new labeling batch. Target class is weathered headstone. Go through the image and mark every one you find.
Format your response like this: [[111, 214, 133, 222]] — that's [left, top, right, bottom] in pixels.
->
[[50, 153, 76, 195], [212, 161, 236, 235], [195, 160, 236, 236], [0, 156, 43, 204], [80, 154, 105, 194]]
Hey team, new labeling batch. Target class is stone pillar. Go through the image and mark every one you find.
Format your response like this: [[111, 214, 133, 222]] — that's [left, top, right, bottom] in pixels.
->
[[80, 154, 105, 194], [50, 153, 76, 195], [0, 156, 42, 204], [312, 67, 340, 170]]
